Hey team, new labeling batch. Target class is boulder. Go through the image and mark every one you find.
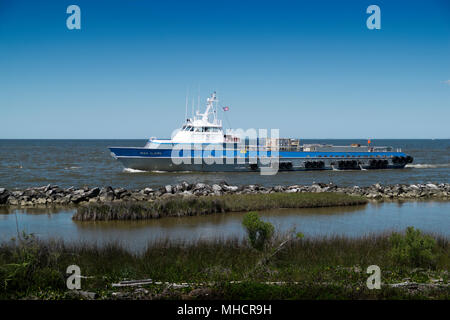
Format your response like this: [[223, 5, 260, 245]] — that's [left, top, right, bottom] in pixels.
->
[[273, 186, 285, 192], [181, 181, 190, 190], [222, 185, 238, 192], [7, 197, 19, 205], [0, 188, 10, 204], [71, 194, 87, 204], [164, 185, 173, 194], [36, 198, 47, 205], [113, 188, 127, 197], [143, 188, 154, 194], [85, 187, 100, 198], [130, 193, 148, 201], [99, 186, 115, 202]]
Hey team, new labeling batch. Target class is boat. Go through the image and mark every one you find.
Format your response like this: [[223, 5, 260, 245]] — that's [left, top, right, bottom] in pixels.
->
[[109, 92, 414, 172]]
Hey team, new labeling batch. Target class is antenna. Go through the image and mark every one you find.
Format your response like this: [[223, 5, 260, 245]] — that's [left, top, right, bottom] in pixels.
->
[[197, 85, 200, 114], [185, 88, 189, 123], [214, 90, 218, 122], [197, 96, 200, 114]]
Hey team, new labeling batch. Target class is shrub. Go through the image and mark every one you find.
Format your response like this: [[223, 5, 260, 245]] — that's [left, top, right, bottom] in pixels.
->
[[389, 227, 437, 268], [242, 212, 274, 251]]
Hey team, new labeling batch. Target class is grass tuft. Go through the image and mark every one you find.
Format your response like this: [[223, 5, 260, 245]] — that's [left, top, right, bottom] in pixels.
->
[[73, 192, 367, 221]]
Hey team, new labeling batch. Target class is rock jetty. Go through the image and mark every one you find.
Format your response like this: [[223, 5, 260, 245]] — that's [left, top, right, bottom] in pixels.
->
[[0, 182, 449, 207]]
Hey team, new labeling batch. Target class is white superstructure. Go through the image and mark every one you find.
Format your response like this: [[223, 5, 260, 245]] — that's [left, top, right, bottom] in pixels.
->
[[147, 92, 232, 146]]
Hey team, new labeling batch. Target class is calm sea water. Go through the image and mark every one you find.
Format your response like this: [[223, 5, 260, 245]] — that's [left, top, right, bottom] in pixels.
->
[[0, 202, 449, 251], [0, 139, 448, 248], [0, 139, 448, 189]]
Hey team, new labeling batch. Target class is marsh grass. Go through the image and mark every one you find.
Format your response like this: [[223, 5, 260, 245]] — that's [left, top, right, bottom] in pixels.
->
[[0, 230, 448, 299], [73, 192, 367, 221]]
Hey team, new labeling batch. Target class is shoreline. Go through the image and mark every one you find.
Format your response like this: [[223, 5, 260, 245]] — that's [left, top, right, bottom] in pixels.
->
[[1, 232, 448, 300], [1, 182, 449, 209]]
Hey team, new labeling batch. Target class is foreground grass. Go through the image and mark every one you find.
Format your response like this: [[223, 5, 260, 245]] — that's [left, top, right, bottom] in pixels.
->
[[73, 192, 367, 221], [0, 232, 448, 300]]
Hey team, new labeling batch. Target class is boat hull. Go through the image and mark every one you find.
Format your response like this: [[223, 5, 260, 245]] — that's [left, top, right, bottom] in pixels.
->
[[109, 147, 410, 172]]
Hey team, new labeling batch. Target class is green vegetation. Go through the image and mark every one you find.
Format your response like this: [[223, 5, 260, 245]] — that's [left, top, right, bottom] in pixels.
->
[[389, 227, 439, 268], [242, 212, 275, 250], [0, 233, 65, 294], [73, 192, 367, 221], [0, 228, 448, 300]]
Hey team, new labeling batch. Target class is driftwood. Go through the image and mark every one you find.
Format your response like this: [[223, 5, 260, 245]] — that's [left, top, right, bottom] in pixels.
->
[[111, 279, 304, 288], [112, 279, 154, 287]]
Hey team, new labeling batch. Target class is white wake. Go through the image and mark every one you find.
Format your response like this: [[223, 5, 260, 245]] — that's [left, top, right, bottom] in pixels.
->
[[123, 168, 148, 173], [405, 163, 450, 169]]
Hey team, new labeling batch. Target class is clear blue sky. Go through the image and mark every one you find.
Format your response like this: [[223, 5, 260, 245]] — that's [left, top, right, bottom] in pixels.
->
[[1, 0, 449, 139]]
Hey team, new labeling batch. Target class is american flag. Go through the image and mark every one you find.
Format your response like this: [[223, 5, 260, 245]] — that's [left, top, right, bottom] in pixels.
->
[[223, 106, 229, 111]]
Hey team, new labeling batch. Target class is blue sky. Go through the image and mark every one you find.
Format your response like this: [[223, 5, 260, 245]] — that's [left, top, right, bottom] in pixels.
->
[[1, 0, 449, 139]]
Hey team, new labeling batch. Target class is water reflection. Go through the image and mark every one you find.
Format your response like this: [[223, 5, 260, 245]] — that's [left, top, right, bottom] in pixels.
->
[[73, 205, 366, 231], [0, 201, 448, 252], [0, 206, 74, 215]]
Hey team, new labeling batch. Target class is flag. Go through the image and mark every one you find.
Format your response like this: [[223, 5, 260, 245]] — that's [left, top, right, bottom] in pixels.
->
[[223, 106, 229, 111], [368, 139, 371, 144]]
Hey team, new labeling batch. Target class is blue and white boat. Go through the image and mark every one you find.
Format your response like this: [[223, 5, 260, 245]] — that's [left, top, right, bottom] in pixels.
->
[[109, 92, 413, 172]]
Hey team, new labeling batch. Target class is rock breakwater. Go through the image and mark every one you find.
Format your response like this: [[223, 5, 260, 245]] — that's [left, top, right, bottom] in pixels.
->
[[0, 182, 449, 207]]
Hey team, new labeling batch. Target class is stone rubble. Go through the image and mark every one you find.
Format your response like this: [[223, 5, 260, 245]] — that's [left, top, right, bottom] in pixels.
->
[[0, 182, 449, 207]]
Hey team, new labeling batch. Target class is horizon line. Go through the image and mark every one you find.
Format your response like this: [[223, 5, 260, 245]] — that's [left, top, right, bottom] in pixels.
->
[[0, 138, 449, 140]]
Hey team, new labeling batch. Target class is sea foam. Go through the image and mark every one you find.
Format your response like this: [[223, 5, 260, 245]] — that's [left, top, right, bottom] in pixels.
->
[[406, 163, 450, 169], [123, 168, 148, 173]]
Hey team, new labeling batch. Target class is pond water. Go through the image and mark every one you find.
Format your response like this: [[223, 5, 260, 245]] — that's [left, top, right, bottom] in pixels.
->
[[0, 201, 449, 251]]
